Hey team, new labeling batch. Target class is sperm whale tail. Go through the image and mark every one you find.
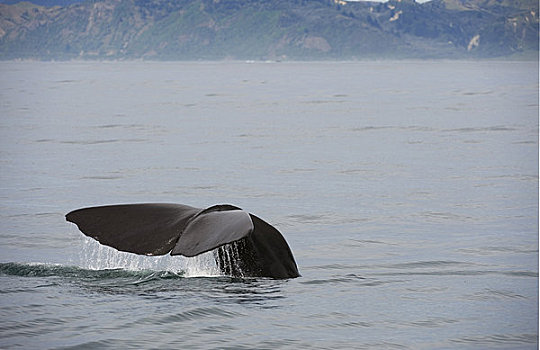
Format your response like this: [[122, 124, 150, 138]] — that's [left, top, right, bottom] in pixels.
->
[[66, 203, 299, 279]]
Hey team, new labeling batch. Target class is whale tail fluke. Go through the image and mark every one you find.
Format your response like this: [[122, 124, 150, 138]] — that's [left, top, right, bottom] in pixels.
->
[[66, 203, 300, 279]]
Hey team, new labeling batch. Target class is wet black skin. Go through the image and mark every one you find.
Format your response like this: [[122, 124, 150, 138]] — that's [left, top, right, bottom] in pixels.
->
[[66, 203, 300, 279]]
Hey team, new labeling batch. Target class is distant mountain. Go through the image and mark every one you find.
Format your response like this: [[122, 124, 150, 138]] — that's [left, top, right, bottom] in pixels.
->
[[0, 0, 84, 6], [0, 0, 537, 60]]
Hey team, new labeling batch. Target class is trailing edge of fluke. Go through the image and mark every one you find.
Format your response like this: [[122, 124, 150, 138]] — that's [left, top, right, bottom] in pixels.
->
[[66, 203, 300, 279]]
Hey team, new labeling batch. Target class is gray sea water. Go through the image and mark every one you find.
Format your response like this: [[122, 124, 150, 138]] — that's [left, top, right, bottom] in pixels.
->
[[0, 60, 538, 349]]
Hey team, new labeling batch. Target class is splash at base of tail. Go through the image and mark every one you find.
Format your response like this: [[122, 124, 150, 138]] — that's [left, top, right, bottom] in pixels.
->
[[66, 203, 300, 279]]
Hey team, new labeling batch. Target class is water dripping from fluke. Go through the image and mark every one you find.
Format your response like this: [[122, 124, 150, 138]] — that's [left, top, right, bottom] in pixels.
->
[[66, 203, 300, 279], [77, 235, 267, 279], [214, 240, 258, 279], [78, 236, 222, 278]]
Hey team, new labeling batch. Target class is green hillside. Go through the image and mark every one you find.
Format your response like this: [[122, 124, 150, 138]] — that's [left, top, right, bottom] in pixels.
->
[[0, 0, 537, 60]]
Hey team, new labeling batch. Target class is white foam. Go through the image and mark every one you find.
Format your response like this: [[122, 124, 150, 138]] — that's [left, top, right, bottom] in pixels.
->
[[78, 236, 221, 277]]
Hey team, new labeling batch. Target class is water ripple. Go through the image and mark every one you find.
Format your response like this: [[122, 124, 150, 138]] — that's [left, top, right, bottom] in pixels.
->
[[383, 260, 470, 269], [443, 126, 517, 133], [458, 246, 538, 255], [300, 274, 398, 288], [0, 262, 184, 281], [300, 275, 365, 285], [407, 317, 458, 328], [467, 288, 527, 301], [152, 306, 241, 324], [452, 333, 538, 346], [374, 270, 538, 277]]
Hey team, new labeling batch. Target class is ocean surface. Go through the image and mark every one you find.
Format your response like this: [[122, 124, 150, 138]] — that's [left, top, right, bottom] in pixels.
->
[[0, 60, 538, 349]]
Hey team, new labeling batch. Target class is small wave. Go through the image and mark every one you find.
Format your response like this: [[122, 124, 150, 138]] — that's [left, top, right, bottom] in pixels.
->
[[310, 263, 362, 270], [34, 139, 148, 145], [278, 168, 316, 174], [300, 275, 363, 285], [451, 333, 538, 346], [351, 239, 393, 245], [152, 307, 241, 324], [467, 288, 527, 301], [0, 262, 184, 282], [0, 262, 82, 278], [350, 126, 393, 132], [407, 317, 458, 328], [460, 90, 494, 96], [418, 211, 474, 222], [303, 99, 345, 104], [60, 139, 119, 145], [287, 214, 328, 224], [458, 246, 538, 255], [55, 79, 80, 84], [79, 175, 124, 180], [383, 260, 470, 270], [286, 213, 365, 225], [443, 126, 516, 133], [349, 125, 435, 133], [374, 270, 538, 277], [300, 273, 398, 288], [92, 124, 150, 130]]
